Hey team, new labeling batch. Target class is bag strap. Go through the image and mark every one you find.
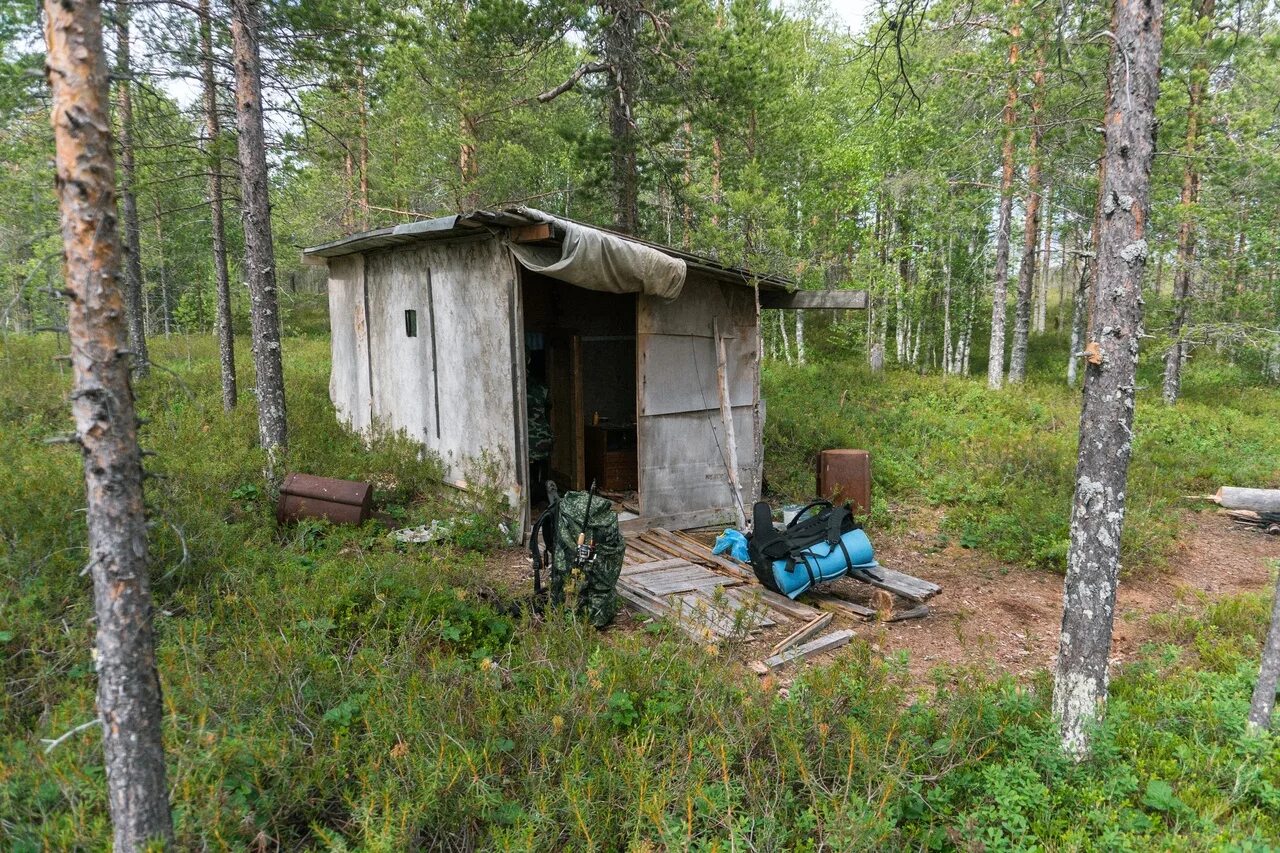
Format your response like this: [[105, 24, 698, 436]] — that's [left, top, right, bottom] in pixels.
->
[[785, 500, 833, 530]]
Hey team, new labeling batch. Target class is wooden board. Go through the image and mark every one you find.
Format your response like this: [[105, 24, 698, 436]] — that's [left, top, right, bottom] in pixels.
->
[[759, 289, 869, 310], [769, 613, 833, 658], [804, 592, 876, 620], [760, 629, 856, 670], [859, 566, 942, 603]]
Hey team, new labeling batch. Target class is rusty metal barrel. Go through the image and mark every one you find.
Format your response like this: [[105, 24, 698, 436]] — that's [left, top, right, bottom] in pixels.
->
[[276, 473, 373, 525], [816, 449, 872, 517]]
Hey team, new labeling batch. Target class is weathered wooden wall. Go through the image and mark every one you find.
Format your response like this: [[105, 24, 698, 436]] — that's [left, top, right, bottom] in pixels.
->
[[326, 254, 372, 432], [330, 238, 523, 511], [637, 273, 761, 527]]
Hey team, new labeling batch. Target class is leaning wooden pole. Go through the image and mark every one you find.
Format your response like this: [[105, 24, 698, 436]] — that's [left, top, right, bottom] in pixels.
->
[[714, 318, 747, 531], [1052, 0, 1163, 760], [43, 0, 173, 846]]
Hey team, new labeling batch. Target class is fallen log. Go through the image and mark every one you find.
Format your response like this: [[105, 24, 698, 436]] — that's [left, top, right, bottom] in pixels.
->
[[1194, 487, 1280, 515]]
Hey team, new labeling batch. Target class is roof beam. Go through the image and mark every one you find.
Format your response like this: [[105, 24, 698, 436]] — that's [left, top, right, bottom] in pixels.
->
[[760, 289, 868, 310]]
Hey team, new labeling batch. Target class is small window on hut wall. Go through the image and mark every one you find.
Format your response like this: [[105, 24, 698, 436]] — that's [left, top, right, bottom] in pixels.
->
[[405, 309, 418, 338]]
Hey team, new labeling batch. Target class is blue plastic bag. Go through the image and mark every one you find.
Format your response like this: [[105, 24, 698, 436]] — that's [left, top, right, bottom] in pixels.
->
[[712, 528, 750, 563]]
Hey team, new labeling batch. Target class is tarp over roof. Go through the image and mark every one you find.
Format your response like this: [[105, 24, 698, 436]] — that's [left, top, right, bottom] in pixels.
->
[[302, 208, 793, 292]]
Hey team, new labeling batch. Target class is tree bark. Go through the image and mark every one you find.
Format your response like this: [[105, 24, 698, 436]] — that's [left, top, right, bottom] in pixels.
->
[[987, 4, 1020, 390], [1009, 42, 1045, 385], [231, 0, 288, 464], [151, 194, 170, 336], [200, 0, 236, 410], [603, 1, 640, 234], [44, 1, 173, 846], [1247, 568, 1280, 734], [113, 1, 149, 376], [1036, 184, 1052, 334], [1162, 0, 1214, 405], [1053, 0, 1163, 760]]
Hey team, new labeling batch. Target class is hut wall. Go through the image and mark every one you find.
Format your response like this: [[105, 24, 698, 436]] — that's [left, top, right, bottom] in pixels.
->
[[335, 237, 524, 510], [327, 254, 372, 432], [637, 273, 761, 526]]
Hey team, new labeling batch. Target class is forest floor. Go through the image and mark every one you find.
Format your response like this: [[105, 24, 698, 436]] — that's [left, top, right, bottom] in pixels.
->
[[485, 507, 1279, 684], [861, 507, 1279, 682]]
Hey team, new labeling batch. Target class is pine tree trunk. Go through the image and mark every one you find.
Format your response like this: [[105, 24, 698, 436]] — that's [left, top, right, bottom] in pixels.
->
[[604, 2, 639, 234], [201, 0, 236, 410], [113, 1, 149, 376], [231, 0, 288, 463], [1162, 0, 1213, 405], [1247, 568, 1280, 734], [1053, 0, 1162, 759], [1009, 44, 1045, 385], [357, 59, 370, 230], [44, 1, 173, 846]]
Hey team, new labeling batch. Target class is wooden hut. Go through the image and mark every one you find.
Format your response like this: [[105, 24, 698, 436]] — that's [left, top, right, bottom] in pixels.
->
[[303, 208, 864, 534]]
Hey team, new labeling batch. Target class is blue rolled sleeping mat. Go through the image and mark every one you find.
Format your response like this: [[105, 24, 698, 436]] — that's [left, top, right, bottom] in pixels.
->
[[746, 500, 882, 600]]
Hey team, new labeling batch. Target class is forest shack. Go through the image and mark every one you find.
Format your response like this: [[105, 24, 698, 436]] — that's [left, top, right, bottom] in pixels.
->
[[303, 208, 866, 534]]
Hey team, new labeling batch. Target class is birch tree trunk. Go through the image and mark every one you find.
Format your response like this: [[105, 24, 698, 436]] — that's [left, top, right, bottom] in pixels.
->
[[1036, 185, 1052, 334], [113, 1, 149, 376], [1247, 568, 1280, 734], [231, 0, 289, 463], [987, 3, 1020, 390], [795, 311, 806, 365], [201, 0, 236, 410], [44, 0, 173, 846], [1009, 42, 1045, 385], [1053, 0, 1163, 759], [1161, 0, 1213, 406]]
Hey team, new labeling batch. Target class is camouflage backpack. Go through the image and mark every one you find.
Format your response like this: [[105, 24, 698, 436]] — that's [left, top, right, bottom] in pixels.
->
[[530, 484, 626, 627]]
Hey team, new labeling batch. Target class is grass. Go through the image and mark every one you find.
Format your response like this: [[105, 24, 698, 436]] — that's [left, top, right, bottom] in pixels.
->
[[1, 323, 1279, 849], [764, 331, 1280, 572]]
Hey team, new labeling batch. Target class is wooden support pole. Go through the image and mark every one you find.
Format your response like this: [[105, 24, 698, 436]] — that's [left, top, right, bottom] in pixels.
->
[[714, 317, 747, 531]]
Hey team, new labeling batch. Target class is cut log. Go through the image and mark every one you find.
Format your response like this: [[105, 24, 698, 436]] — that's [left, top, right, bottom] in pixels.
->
[[1204, 487, 1280, 514], [761, 629, 856, 670], [886, 604, 930, 623], [769, 613, 833, 658]]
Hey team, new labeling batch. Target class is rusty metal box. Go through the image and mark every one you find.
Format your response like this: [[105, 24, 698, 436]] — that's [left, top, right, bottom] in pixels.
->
[[816, 449, 871, 517], [276, 473, 373, 525]]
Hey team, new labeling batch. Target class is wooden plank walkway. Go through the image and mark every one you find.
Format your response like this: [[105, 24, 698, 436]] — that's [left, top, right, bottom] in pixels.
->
[[618, 527, 942, 644], [618, 528, 821, 641]]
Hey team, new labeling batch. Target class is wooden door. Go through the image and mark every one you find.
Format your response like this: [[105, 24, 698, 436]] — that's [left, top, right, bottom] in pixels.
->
[[546, 333, 585, 490]]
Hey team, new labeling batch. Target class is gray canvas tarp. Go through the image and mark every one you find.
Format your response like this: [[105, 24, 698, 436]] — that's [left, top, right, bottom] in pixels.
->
[[507, 209, 686, 300]]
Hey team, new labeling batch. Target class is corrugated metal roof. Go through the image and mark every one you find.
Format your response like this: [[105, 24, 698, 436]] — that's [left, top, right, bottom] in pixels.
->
[[302, 209, 794, 291]]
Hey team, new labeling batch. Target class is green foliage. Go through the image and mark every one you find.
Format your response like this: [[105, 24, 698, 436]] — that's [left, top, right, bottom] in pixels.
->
[[1, 332, 1279, 849], [764, 332, 1280, 571]]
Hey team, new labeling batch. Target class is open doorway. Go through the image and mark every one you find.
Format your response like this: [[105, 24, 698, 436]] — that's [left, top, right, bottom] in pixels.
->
[[521, 271, 638, 514]]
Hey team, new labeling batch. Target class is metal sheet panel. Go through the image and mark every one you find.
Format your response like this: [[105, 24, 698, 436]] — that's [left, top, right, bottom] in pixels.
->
[[363, 240, 521, 508], [637, 274, 761, 521], [326, 254, 372, 433], [639, 333, 753, 416], [637, 406, 758, 519]]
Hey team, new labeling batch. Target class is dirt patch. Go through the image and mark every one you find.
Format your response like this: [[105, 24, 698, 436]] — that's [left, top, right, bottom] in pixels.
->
[[864, 508, 1279, 682], [468, 510, 1277, 683]]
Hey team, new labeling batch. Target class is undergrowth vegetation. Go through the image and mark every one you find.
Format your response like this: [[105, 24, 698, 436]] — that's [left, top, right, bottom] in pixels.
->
[[764, 333, 1280, 572], [2, 327, 1279, 849]]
